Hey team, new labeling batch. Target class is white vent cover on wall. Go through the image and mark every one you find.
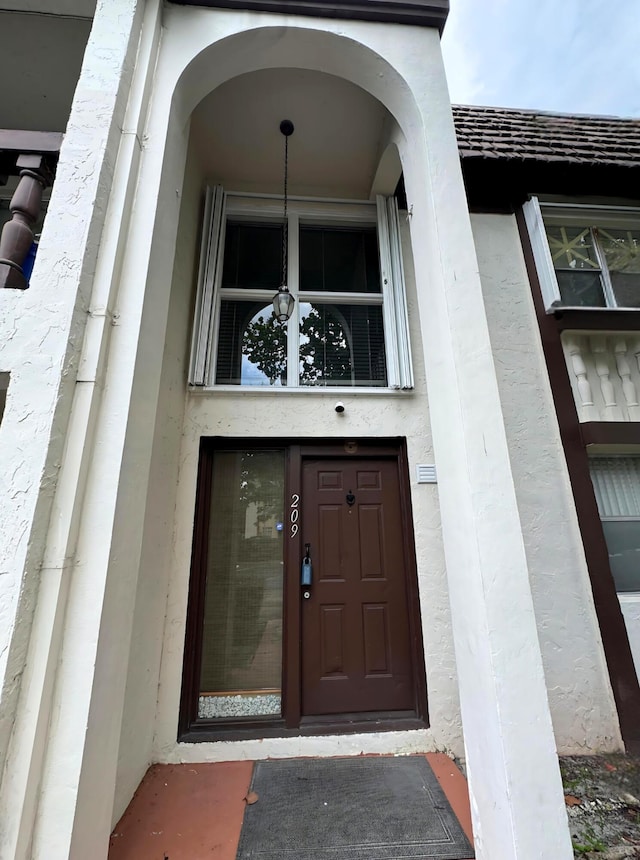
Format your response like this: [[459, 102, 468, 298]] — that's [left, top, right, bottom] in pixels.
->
[[416, 464, 437, 484]]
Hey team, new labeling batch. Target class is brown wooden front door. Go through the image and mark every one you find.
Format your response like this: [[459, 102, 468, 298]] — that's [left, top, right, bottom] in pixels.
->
[[301, 457, 414, 716]]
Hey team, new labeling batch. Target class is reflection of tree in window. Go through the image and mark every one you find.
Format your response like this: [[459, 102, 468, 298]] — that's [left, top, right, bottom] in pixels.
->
[[243, 312, 287, 385], [199, 449, 285, 708], [239, 450, 284, 525], [217, 301, 286, 385], [299, 305, 353, 385], [300, 303, 386, 386], [243, 303, 386, 386]]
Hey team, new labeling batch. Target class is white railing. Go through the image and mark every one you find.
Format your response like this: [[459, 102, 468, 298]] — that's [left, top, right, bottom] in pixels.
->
[[562, 333, 640, 422]]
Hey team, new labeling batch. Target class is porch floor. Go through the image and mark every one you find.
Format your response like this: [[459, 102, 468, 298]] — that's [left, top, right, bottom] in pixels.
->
[[108, 753, 473, 860]]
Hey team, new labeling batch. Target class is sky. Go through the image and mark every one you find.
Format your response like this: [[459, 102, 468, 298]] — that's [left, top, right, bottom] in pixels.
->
[[441, 0, 640, 118]]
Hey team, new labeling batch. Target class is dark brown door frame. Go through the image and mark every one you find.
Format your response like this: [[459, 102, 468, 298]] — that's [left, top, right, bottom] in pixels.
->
[[516, 209, 640, 750], [179, 437, 428, 743]]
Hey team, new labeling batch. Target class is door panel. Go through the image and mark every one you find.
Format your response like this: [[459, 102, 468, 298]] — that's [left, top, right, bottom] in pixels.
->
[[301, 457, 414, 716]]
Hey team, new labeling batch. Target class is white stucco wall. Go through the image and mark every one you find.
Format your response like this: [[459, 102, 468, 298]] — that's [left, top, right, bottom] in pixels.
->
[[0, 1, 150, 857], [111, 149, 203, 824], [0, 3, 580, 855], [150, 201, 463, 767], [472, 211, 622, 752], [125, 11, 575, 857]]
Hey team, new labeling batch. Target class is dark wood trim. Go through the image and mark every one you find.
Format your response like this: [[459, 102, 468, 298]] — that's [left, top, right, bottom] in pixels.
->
[[169, 0, 449, 31], [516, 207, 640, 751], [460, 158, 640, 212], [178, 436, 428, 739], [555, 310, 640, 332], [0, 130, 63, 154], [178, 439, 214, 736], [581, 423, 640, 447], [283, 444, 302, 728], [179, 715, 427, 743], [0, 131, 62, 185], [397, 438, 429, 725]]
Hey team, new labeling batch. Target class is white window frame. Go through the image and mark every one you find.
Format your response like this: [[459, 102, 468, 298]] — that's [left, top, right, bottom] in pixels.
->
[[523, 196, 640, 313], [189, 188, 413, 390]]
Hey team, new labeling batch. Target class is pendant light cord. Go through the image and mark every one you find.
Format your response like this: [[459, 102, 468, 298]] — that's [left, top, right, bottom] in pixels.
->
[[282, 131, 289, 288]]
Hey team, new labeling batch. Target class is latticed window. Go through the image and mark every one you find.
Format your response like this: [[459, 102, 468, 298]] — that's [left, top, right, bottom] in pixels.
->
[[189, 190, 413, 389], [523, 198, 640, 311]]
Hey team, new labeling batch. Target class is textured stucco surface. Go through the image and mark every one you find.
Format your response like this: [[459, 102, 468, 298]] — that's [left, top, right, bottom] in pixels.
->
[[151, 196, 463, 766], [112, 148, 200, 825], [105, 11, 573, 858], [0, 2, 154, 857], [0, 5, 585, 858], [473, 212, 622, 753], [0, 0, 143, 815]]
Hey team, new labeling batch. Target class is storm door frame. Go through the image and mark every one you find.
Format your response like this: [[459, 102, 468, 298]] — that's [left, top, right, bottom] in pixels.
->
[[178, 436, 428, 743]]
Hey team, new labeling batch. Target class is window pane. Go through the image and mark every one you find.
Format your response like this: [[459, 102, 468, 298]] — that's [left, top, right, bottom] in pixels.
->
[[591, 457, 640, 517], [221, 223, 283, 290], [299, 302, 387, 386], [556, 271, 606, 307], [299, 226, 380, 293], [598, 228, 640, 308], [199, 449, 285, 719], [590, 457, 640, 593], [601, 521, 640, 593], [547, 226, 600, 271], [546, 225, 605, 306], [216, 301, 287, 386]]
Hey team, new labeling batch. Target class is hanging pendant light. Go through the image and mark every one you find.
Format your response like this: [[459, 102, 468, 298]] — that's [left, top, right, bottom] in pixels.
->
[[273, 119, 295, 322]]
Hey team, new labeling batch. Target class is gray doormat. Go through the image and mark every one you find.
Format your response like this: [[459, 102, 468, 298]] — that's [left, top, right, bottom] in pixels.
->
[[236, 755, 474, 859]]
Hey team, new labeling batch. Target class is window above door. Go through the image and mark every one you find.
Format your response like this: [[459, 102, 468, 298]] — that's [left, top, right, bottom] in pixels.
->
[[523, 197, 640, 312], [189, 190, 413, 390]]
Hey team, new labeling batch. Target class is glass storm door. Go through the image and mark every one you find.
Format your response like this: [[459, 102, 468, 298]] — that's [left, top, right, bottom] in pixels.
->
[[197, 449, 285, 720], [183, 443, 424, 735]]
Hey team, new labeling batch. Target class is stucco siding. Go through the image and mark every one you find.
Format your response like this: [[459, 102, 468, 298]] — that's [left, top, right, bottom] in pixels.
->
[[151, 206, 464, 764], [472, 211, 622, 752]]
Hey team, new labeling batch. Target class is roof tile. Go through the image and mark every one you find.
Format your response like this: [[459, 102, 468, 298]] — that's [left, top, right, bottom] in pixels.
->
[[453, 105, 640, 168]]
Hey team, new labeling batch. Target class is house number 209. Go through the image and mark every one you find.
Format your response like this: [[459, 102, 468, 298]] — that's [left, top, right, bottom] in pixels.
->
[[290, 494, 300, 538]]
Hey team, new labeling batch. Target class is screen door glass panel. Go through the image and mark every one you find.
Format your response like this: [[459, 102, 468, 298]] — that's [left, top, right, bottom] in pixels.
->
[[198, 449, 285, 718]]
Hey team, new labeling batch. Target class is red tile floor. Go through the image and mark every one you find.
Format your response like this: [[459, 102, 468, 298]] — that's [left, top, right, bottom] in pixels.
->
[[108, 753, 473, 860]]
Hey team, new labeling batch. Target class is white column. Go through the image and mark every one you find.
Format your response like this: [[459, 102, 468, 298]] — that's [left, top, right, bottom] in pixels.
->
[[0, 2, 155, 859], [565, 334, 598, 421], [398, 60, 574, 860], [30, 2, 166, 856], [614, 337, 640, 420], [591, 335, 622, 420]]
